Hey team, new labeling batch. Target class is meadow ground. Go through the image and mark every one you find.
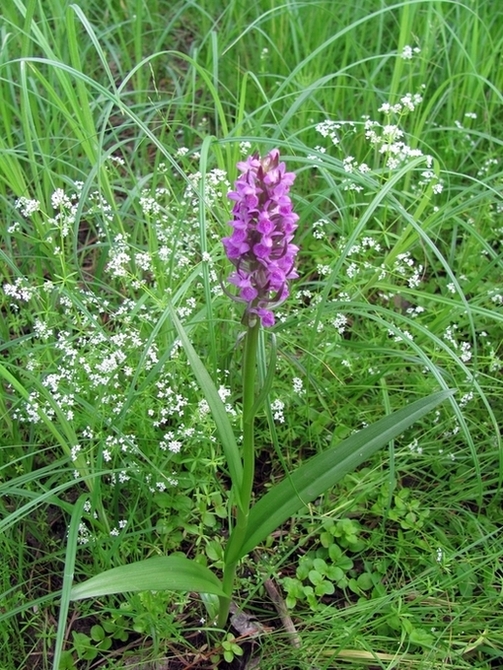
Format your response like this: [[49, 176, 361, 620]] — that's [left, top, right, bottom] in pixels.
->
[[1, 1, 502, 668]]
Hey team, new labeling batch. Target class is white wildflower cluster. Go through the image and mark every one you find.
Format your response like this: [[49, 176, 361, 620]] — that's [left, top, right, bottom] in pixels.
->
[[183, 168, 231, 213], [315, 119, 347, 146], [145, 472, 178, 493], [218, 384, 237, 416], [5, 267, 237, 504], [389, 327, 414, 343], [407, 437, 423, 454], [175, 147, 190, 158], [401, 44, 421, 60], [109, 155, 125, 166], [313, 91, 442, 195], [152, 372, 191, 424], [15, 196, 41, 218], [332, 313, 348, 334], [459, 391, 474, 409], [54, 184, 111, 239], [393, 252, 424, 289], [104, 434, 137, 460], [377, 92, 423, 116], [135, 251, 153, 273], [336, 235, 422, 291], [9, 288, 157, 428], [3, 277, 37, 304], [296, 288, 322, 307], [271, 398, 285, 423], [476, 156, 498, 178], [365, 107, 425, 170], [149, 371, 237, 458], [312, 218, 329, 240], [110, 520, 128, 537], [77, 522, 93, 545], [489, 290, 503, 305], [418, 169, 444, 194], [443, 324, 472, 363], [110, 470, 131, 485], [159, 432, 183, 453], [71, 444, 82, 462], [14, 185, 112, 247], [105, 233, 131, 278], [139, 187, 169, 216], [33, 319, 53, 340], [488, 346, 503, 372], [347, 236, 382, 256], [135, 167, 229, 293], [406, 305, 425, 318], [346, 262, 358, 279], [176, 297, 197, 319], [292, 377, 305, 395], [239, 141, 252, 155], [316, 263, 331, 276]]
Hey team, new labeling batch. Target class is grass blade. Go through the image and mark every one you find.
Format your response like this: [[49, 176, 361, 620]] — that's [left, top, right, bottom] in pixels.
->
[[167, 302, 244, 502]]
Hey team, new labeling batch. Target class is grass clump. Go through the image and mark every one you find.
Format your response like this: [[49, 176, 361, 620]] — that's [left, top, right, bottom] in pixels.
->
[[0, 1, 502, 668]]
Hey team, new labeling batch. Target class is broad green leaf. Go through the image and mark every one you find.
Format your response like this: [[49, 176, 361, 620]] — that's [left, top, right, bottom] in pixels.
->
[[167, 303, 243, 501], [70, 556, 225, 600], [226, 389, 455, 562]]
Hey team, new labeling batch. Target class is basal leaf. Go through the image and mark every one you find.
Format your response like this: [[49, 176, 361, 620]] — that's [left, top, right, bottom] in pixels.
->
[[226, 389, 455, 562], [70, 556, 225, 600]]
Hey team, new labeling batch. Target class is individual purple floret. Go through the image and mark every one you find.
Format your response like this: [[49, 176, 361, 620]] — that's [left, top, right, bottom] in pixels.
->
[[222, 149, 299, 327]]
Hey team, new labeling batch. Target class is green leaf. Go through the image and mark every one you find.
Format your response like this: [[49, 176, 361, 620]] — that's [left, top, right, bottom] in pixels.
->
[[90, 625, 104, 642], [409, 628, 435, 647], [70, 556, 226, 600], [356, 573, 374, 591], [315, 580, 335, 596], [326, 566, 344, 583], [308, 570, 323, 586], [226, 390, 455, 562], [167, 303, 244, 503]]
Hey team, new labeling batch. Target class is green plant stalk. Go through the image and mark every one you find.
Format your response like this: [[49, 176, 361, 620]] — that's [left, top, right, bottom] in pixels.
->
[[218, 321, 260, 628]]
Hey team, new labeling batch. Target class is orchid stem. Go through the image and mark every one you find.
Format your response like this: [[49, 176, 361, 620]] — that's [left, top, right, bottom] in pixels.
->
[[218, 321, 260, 628]]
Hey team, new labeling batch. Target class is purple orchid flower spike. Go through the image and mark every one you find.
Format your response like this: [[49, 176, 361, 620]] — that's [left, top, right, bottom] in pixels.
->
[[222, 149, 299, 327]]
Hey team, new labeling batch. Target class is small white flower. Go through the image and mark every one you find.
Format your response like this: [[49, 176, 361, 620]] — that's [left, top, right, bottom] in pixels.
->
[[199, 399, 210, 415], [401, 45, 413, 60], [240, 141, 252, 155], [51, 188, 71, 209], [292, 377, 304, 395], [271, 399, 285, 423], [15, 196, 41, 217], [332, 313, 347, 334], [168, 440, 182, 454]]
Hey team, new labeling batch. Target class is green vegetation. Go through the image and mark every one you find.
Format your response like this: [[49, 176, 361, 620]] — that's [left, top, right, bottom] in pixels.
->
[[1, 0, 502, 668]]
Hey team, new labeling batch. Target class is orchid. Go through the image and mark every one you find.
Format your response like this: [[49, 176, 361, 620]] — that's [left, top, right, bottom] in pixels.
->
[[222, 149, 299, 326], [69, 150, 454, 634]]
